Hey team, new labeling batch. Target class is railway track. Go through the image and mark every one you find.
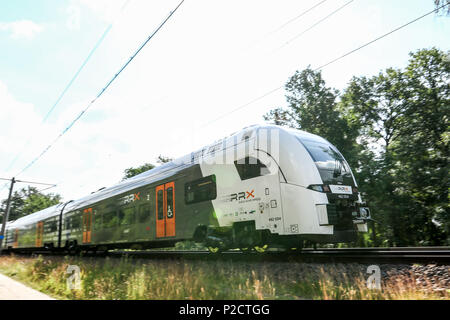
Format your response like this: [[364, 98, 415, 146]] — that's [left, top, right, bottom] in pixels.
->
[[5, 247, 450, 264], [107, 246, 450, 264]]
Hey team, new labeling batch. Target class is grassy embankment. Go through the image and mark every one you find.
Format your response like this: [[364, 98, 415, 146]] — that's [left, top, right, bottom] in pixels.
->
[[0, 254, 447, 300]]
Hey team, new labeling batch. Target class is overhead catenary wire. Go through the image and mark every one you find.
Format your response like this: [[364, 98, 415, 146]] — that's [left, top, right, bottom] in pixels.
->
[[274, 0, 329, 33], [0, 177, 56, 211], [35, 185, 58, 194], [0, 177, 55, 186], [0, 178, 56, 195], [200, 2, 448, 128], [263, 0, 329, 38], [199, 86, 283, 129], [275, 0, 354, 52], [3, 2, 445, 202], [200, 1, 354, 128], [312, 3, 449, 70], [13, 0, 185, 179], [0, 0, 335, 196], [3, 0, 132, 175]]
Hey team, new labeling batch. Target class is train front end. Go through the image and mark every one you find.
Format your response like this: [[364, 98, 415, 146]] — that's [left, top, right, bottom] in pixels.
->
[[273, 127, 371, 244]]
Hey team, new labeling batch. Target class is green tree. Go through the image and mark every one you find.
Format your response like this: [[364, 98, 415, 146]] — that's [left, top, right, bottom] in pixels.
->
[[341, 48, 449, 246], [340, 68, 412, 246], [122, 163, 155, 180], [122, 155, 173, 180], [391, 48, 449, 244], [434, 0, 450, 15], [157, 155, 173, 164], [0, 186, 61, 223]]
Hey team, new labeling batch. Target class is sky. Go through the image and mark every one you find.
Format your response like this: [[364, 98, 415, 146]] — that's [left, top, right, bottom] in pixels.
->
[[0, 0, 449, 202]]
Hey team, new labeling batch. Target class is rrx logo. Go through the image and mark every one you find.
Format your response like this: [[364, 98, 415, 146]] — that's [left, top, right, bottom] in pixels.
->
[[230, 190, 255, 201]]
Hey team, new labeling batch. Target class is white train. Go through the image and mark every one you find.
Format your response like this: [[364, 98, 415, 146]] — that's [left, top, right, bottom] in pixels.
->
[[196, 124, 370, 252], [2, 124, 370, 253]]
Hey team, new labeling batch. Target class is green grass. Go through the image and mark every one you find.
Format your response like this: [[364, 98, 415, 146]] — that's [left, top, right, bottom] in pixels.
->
[[0, 254, 448, 300]]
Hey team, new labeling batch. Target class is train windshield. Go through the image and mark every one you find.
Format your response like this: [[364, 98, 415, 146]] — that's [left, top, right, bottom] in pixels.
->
[[296, 136, 353, 184]]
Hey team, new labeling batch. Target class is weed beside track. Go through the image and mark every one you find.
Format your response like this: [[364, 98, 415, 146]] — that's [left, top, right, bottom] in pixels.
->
[[0, 254, 448, 300]]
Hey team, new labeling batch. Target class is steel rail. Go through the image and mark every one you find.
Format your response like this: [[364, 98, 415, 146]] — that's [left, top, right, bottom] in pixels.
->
[[5, 247, 450, 264], [105, 247, 450, 264]]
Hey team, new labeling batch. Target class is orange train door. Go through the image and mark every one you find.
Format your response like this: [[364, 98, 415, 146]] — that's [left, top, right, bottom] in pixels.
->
[[82, 208, 93, 243], [36, 221, 44, 247], [155, 182, 175, 238]]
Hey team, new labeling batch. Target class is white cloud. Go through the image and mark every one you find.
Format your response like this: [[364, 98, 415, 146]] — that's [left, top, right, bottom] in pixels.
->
[[0, 81, 44, 176], [0, 20, 44, 39]]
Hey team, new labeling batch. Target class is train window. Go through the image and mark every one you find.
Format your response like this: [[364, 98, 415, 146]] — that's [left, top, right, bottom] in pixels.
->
[[49, 220, 57, 232], [157, 190, 164, 220], [166, 187, 174, 219], [234, 157, 269, 181], [185, 175, 217, 205], [71, 215, 81, 229], [93, 212, 102, 231], [65, 216, 71, 230], [138, 204, 151, 223], [298, 138, 350, 173], [103, 211, 118, 228], [119, 206, 135, 225]]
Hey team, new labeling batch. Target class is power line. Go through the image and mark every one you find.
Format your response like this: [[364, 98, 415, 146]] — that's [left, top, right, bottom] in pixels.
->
[[201, 3, 447, 128], [200, 86, 283, 128], [199, 2, 354, 128], [268, 0, 329, 36], [200, 1, 354, 128], [313, 2, 449, 71], [0, 178, 55, 186], [243, 1, 330, 60], [36, 185, 57, 193], [4, 0, 131, 175], [13, 0, 185, 178], [275, 0, 354, 51], [0, 177, 57, 197]]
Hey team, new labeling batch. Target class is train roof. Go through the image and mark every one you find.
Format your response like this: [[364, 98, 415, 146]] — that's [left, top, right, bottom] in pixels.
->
[[6, 203, 63, 229], [6, 124, 324, 230]]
